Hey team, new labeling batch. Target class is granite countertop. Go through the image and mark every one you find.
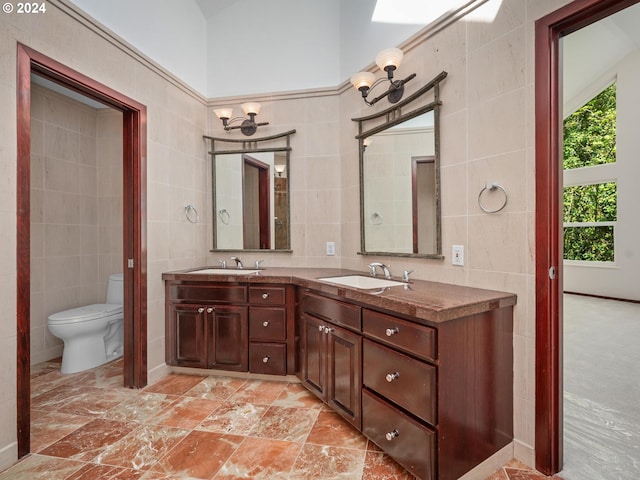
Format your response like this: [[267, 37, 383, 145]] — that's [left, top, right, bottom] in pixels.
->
[[162, 267, 517, 324]]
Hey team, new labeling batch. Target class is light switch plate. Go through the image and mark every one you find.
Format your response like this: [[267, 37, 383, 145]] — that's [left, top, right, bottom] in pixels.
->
[[326, 241, 336, 256]]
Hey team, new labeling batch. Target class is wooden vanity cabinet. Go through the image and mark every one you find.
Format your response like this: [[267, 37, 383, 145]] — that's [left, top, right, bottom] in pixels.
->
[[166, 283, 248, 370], [299, 291, 362, 429], [298, 290, 514, 480], [166, 282, 295, 375], [248, 285, 295, 375]]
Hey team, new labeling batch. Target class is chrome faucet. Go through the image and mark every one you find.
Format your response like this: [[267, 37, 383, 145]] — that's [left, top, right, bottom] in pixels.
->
[[368, 262, 392, 279], [230, 256, 243, 269], [218, 259, 227, 269]]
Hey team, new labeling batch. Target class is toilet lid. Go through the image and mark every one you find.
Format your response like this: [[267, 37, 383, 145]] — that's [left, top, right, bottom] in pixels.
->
[[48, 304, 123, 325]]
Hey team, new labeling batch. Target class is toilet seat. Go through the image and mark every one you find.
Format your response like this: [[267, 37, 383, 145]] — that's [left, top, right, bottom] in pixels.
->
[[48, 304, 123, 325]]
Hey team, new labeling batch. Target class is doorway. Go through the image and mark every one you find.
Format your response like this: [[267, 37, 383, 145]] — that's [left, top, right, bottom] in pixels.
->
[[16, 44, 147, 457], [534, 0, 640, 475], [242, 154, 270, 249]]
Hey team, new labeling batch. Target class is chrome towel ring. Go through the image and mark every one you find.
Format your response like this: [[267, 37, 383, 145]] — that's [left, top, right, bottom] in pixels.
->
[[478, 182, 508, 213], [184, 204, 199, 223], [218, 208, 231, 225]]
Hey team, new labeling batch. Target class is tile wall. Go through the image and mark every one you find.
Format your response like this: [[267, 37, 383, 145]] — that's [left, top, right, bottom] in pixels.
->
[[30, 85, 124, 365], [0, 0, 578, 473]]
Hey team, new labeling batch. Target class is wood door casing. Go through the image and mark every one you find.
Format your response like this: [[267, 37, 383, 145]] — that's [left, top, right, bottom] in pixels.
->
[[534, 0, 639, 474], [16, 44, 147, 458]]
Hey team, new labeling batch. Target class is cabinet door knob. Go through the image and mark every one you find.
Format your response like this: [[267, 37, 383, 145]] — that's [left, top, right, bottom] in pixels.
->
[[385, 371, 400, 382], [263, 320, 270, 327], [318, 325, 325, 332], [385, 327, 400, 337], [197, 307, 205, 313], [385, 429, 400, 441], [262, 355, 270, 363], [206, 307, 213, 313], [262, 292, 269, 299], [324, 326, 334, 334]]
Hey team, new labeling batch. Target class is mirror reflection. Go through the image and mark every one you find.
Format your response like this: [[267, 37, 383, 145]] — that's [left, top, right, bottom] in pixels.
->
[[205, 129, 295, 252], [362, 111, 436, 254], [214, 152, 289, 250]]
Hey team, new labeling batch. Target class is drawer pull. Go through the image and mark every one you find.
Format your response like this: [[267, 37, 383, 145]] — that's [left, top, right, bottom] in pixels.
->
[[262, 320, 270, 327], [385, 327, 400, 337], [262, 355, 270, 363], [385, 371, 400, 382], [262, 292, 269, 299], [206, 307, 213, 314], [385, 429, 400, 441], [198, 307, 204, 313]]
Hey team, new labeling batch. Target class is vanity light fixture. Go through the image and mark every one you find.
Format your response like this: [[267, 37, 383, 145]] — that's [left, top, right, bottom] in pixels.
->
[[213, 102, 269, 136], [350, 47, 416, 107], [274, 164, 285, 177]]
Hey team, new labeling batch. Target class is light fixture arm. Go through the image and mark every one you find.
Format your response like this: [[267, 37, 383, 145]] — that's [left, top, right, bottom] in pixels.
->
[[363, 72, 416, 107]]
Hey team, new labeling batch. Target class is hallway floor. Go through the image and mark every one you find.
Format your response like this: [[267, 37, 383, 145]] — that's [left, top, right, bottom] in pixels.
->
[[2, 359, 559, 479], [562, 294, 640, 479]]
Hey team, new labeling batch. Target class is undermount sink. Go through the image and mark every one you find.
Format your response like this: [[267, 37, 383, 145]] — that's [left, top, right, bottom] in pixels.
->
[[317, 275, 406, 289], [189, 268, 262, 275]]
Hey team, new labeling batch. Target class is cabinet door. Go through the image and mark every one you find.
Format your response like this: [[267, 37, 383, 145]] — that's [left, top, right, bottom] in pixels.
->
[[171, 304, 206, 367], [300, 312, 327, 399], [327, 324, 362, 429], [207, 305, 248, 371]]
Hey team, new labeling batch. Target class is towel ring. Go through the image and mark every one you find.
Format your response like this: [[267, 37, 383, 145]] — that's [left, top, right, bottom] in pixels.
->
[[184, 204, 199, 223], [369, 212, 383, 225], [478, 182, 508, 213], [218, 208, 231, 225]]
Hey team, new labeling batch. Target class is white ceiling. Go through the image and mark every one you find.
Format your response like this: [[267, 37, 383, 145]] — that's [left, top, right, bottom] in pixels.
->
[[195, 0, 236, 19]]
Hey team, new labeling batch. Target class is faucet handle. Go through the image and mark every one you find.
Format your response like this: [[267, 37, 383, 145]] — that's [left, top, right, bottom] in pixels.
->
[[219, 259, 227, 269], [402, 270, 414, 282], [255, 260, 264, 269]]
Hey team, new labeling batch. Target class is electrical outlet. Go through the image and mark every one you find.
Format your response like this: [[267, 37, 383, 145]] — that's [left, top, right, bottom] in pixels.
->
[[452, 245, 464, 266], [326, 241, 336, 256]]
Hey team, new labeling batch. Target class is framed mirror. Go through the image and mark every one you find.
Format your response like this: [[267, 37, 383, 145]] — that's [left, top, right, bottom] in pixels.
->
[[204, 130, 295, 252], [353, 71, 447, 259]]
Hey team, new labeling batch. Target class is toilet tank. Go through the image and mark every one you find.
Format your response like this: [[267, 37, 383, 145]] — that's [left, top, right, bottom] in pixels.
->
[[106, 273, 124, 305]]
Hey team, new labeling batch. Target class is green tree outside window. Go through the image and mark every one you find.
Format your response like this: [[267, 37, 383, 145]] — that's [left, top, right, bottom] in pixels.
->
[[563, 83, 617, 262]]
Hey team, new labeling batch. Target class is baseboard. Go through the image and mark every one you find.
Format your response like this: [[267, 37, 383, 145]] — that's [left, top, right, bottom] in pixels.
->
[[147, 362, 172, 386], [0, 441, 18, 473], [513, 439, 535, 470], [168, 366, 301, 384], [457, 443, 514, 480]]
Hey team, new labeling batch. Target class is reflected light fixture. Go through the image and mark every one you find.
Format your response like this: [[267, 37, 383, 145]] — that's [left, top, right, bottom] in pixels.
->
[[350, 47, 416, 106], [214, 102, 269, 136], [274, 164, 285, 177]]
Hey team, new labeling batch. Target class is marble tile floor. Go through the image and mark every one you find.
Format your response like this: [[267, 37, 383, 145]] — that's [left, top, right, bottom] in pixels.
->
[[1, 359, 559, 480]]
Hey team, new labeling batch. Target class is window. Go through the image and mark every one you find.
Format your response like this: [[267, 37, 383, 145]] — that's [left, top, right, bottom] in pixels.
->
[[562, 83, 616, 262]]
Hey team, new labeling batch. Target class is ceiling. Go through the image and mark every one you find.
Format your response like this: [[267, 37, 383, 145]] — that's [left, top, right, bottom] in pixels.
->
[[195, 0, 237, 19]]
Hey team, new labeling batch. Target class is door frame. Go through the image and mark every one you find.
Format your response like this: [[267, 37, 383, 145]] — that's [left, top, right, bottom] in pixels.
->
[[534, 0, 639, 474], [242, 154, 270, 249], [16, 44, 147, 457]]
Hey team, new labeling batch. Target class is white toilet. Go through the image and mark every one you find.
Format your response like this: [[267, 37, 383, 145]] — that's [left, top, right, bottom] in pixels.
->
[[48, 273, 124, 374]]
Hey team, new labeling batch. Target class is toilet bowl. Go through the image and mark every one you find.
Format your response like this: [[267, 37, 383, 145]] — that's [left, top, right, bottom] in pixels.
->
[[48, 273, 124, 374]]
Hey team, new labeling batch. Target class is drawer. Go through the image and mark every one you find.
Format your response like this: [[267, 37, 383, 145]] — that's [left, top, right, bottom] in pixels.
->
[[363, 309, 436, 362], [363, 339, 436, 425], [301, 292, 361, 331], [363, 389, 435, 480], [169, 284, 247, 303], [249, 342, 286, 375], [249, 286, 286, 305], [249, 307, 286, 341]]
